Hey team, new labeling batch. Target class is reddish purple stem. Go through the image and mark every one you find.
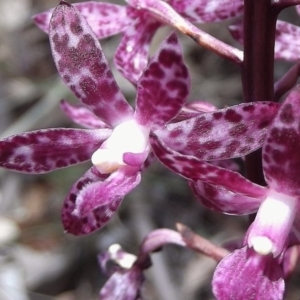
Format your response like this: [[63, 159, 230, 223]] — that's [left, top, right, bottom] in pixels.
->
[[242, 0, 278, 185]]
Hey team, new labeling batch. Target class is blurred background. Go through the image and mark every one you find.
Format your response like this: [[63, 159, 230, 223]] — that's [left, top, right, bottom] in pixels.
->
[[0, 0, 299, 299]]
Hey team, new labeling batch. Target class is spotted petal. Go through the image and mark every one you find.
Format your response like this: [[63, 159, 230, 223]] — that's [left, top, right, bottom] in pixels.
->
[[169, 0, 243, 23], [62, 166, 141, 235], [190, 181, 265, 215], [150, 134, 267, 198], [134, 33, 189, 130], [49, 2, 134, 127], [34, 1, 130, 38], [230, 20, 300, 61], [60, 100, 110, 129], [263, 87, 300, 196], [156, 102, 279, 160], [114, 8, 161, 84], [213, 247, 285, 300], [0, 128, 111, 174]]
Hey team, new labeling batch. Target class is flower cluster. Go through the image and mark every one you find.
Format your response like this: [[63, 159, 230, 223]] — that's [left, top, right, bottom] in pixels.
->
[[1, 0, 300, 299]]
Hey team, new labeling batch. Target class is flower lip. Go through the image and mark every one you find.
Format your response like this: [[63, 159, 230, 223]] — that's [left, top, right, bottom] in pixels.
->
[[92, 119, 150, 174]]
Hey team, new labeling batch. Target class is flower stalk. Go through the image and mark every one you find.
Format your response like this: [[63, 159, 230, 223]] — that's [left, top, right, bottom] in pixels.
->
[[242, 0, 278, 185]]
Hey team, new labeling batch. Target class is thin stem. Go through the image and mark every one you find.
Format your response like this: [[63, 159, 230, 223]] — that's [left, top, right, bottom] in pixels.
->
[[177, 23, 243, 65], [129, 0, 243, 64], [176, 223, 229, 262], [242, 0, 278, 184], [242, 0, 277, 102]]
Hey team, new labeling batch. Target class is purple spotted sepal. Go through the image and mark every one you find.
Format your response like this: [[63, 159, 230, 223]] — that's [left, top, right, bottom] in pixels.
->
[[150, 102, 279, 200], [99, 229, 186, 299], [49, 1, 134, 128], [62, 166, 141, 235], [155, 102, 279, 160], [151, 132, 267, 197], [0, 128, 111, 174]]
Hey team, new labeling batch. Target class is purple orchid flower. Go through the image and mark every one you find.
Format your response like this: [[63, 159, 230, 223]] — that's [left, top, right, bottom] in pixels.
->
[[0, 1, 192, 235], [33, 0, 243, 84], [211, 87, 300, 299], [151, 86, 300, 299], [99, 229, 186, 300]]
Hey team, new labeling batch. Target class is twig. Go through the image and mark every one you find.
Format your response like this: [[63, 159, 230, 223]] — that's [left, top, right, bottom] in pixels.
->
[[176, 223, 229, 262]]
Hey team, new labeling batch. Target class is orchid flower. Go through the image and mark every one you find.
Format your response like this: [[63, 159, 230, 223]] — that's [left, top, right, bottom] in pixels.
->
[[151, 86, 300, 299], [33, 0, 243, 84], [0, 2, 191, 235], [211, 87, 300, 299], [99, 229, 186, 300]]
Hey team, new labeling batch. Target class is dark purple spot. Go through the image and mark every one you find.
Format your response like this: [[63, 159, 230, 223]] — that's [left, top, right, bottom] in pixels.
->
[[166, 80, 188, 98], [70, 20, 83, 36], [169, 128, 183, 138], [77, 181, 84, 190], [147, 62, 165, 79], [69, 193, 77, 203], [242, 104, 255, 112], [213, 112, 223, 120], [82, 217, 88, 224], [229, 123, 247, 137], [70, 158, 77, 164], [239, 146, 251, 154], [63, 75, 71, 83], [159, 49, 180, 68], [224, 109, 243, 123], [56, 160, 67, 168], [258, 120, 269, 129], [279, 103, 294, 124], [245, 136, 254, 144], [221, 140, 241, 157], [202, 140, 221, 150], [193, 118, 213, 136]]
